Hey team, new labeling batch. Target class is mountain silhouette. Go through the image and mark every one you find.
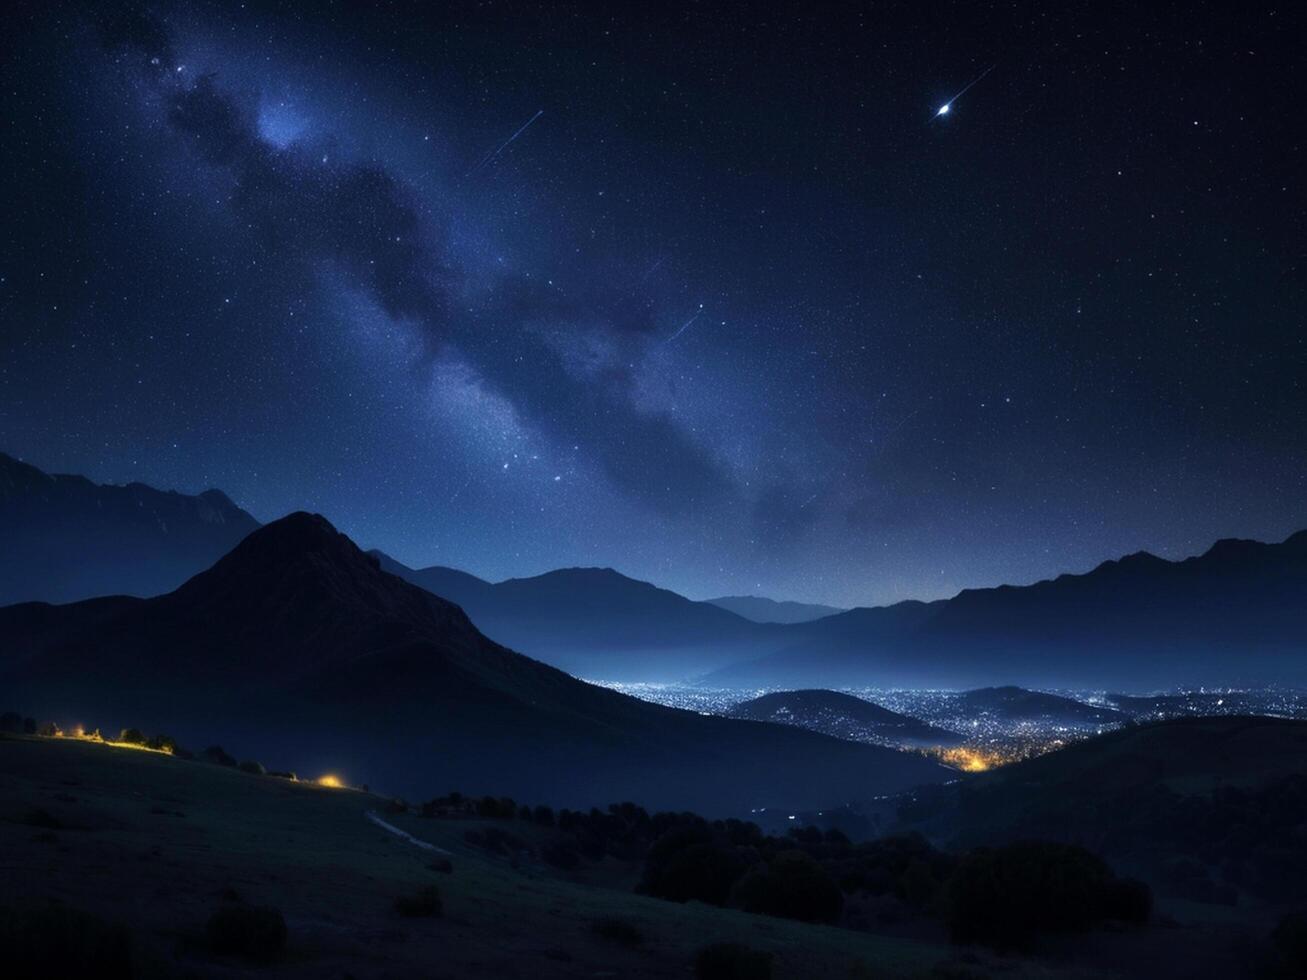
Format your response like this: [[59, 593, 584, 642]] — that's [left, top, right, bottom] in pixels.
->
[[0, 513, 944, 813], [372, 552, 767, 680], [0, 452, 259, 605], [705, 530, 1307, 690], [729, 689, 965, 747], [706, 595, 845, 624]]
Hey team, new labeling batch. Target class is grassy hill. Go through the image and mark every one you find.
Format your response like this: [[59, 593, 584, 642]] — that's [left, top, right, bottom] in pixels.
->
[[0, 733, 1090, 979]]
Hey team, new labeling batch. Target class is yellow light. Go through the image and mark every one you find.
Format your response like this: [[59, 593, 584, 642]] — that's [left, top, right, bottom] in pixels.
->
[[53, 727, 172, 754], [316, 774, 345, 789], [932, 746, 1008, 772]]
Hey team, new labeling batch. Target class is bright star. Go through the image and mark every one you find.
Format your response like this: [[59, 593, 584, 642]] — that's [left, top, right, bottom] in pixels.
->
[[937, 103, 950, 116]]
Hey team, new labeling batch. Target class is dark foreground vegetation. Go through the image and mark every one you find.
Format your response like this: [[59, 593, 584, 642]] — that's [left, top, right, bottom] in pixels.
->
[[410, 790, 1149, 949], [6, 712, 1306, 977]]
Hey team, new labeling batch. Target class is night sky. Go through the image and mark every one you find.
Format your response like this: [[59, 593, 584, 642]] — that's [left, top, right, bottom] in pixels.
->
[[2, 2, 1303, 607]]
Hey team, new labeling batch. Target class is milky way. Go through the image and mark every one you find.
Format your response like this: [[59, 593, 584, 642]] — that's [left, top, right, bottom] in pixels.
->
[[1, 3, 1303, 606]]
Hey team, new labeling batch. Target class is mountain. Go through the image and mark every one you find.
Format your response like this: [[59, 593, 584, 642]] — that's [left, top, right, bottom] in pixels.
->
[[951, 687, 1125, 726], [371, 552, 770, 681], [705, 530, 1307, 690], [728, 689, 965, 748], [0, 452, 260, 605], [0, 513, 945, 814], [706, 594, 845, 624]]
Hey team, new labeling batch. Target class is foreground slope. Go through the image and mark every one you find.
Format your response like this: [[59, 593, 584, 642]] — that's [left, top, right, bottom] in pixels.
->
[[0, 734, 980, 980], [0, 514, 944, 813], [900, 716, 1307, 912], [0, 452, 259, 605]]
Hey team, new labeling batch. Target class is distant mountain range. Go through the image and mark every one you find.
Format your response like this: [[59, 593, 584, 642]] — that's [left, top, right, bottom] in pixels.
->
[[370, 553, 768, 681], [705, 532, 1307, 690], [0, 513, 944, 814], [0, 452, 259, 605], [705, 595, 844, 624], [728, 690, 964, 748], [4, 453, 1304, 691]]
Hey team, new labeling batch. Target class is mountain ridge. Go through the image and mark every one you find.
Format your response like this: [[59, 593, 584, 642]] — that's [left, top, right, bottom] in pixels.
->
[[0, 512, 945, 814]]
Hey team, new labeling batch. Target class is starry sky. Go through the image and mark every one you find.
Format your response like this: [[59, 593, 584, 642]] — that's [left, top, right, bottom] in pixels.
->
[[1, 1, 1303, 608]]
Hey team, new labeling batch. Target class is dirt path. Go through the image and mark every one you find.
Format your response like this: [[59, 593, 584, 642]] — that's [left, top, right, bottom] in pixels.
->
[[364, 810, 452, 855]]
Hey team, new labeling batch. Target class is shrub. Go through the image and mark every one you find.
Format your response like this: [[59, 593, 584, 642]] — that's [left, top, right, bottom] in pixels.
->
[[117, 728, 146, 745], [1, 903, 134, 978], [639, 826, 748, 906], [22, 717, 36, 734], [0, 711, 24, 733], [533, 804, 556, 827], [266, 770, 297, 781], [145, 734, 177, 753], [1105, 876, 1152, 924], [695, 942, 773, 980], [591, 916, 644, 948], [201, 745, 238, 767], [1271, 912, 1307, 978], [944, 841, 1149, 950], [238, 760, 266, 775], [730, 850, 843, 924], [393, 885, 442, 917], [205, 905, 287, 962]]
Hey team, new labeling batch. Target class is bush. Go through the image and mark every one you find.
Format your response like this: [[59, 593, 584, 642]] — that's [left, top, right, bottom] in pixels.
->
[[22, 717, 36, 735], [145, 734, 177, 753], [238, 760, 266, 775], [639, 826, 748, 906], [117, 728, 146, 745], [944, 841, 1149, 950], [533, 804, 556, 827], [202, 745, 238, 767], [393, 885, 442, 917], [730, 850, 843, 923], [0, 903, 134, 978], [695, 942, 773, 980], [205, 905, 287, 962], [266, 770, 297, 781], [591, 916, 644, 948], [0, 711, 24, 733], [1270, 912, 1307, 978]]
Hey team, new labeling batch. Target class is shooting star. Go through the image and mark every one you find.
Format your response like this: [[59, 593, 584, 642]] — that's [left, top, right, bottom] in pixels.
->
[[662, 305, 704, 345], [468, 109, 544, 175], [932, 64, 995, 119]]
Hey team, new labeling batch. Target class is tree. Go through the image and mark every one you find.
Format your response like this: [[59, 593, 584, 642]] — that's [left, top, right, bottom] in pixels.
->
[[639, 826, 748, 906], [944, 841, 1149, 949], [730, 850, 843, 924]]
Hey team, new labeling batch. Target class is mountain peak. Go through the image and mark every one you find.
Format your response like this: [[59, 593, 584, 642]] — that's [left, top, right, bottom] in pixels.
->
[[187, 511, 373, 584]]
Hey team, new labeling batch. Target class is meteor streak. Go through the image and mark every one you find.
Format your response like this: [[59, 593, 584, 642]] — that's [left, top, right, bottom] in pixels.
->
[[933, 64, 995, 119], [468, 109, 544, 175], [663, 306, 704, 345]]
